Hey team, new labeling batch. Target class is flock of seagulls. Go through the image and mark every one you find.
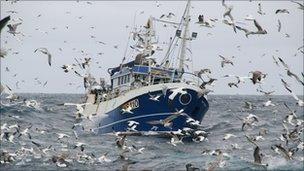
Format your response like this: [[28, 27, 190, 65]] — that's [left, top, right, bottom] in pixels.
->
[[0, 0, 303, 170]]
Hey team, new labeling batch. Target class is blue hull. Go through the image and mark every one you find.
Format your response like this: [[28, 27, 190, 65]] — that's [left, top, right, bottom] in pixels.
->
[[94, 88, 209, 134]]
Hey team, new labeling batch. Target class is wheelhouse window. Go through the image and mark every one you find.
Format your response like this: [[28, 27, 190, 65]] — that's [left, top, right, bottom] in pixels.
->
[[127, 75, 130, 82], [124, 75, 127, 84]]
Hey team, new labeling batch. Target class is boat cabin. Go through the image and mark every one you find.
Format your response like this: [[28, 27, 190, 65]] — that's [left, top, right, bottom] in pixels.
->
[[108, 58, 180, 93]]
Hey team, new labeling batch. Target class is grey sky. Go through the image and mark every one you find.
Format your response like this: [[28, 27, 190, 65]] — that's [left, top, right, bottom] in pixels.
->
[[1, 1, 303, 95]]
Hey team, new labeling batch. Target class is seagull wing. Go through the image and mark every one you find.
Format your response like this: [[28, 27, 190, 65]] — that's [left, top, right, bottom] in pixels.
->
[[48, 53, 52, 66], [275, 144, 291, 160], [245, 134, 259, 147], [34, 47, 47, 53], [146, 120, 162, 125], [163, 114, 179, 123], [219, 55, 226, 60], [222, 0, 228, 8], [290, 0, 304, 8], [74, 71, 83, 77], [0, 15, 10, 32], [287, 70, 304, 85], [235, 25, 249, 33], [254, 146, 262, 164], [291, 91, 299, 101], [278, 57, 289, 69], [63, 103, 78, 106], [253, 20, 263, 31]]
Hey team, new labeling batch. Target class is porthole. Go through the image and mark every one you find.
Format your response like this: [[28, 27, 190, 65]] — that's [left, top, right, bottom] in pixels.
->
[[179, 93, 192, 105]]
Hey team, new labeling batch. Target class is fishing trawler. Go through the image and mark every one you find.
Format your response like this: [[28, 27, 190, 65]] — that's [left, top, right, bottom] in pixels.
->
[[82, 0, 209, 134]]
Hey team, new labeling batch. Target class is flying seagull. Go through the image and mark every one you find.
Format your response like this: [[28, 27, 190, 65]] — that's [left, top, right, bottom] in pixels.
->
[[7, 22, 22, 36], [34, 48, 52, 66], [277, 19, 281, 32], [219, 55, 234, 67], [249, 71, 266, 84], [236, 20, 267, 37], [290, 0, 304, 10], [275, 9, 290, 14], [257, 3, 266, 15]]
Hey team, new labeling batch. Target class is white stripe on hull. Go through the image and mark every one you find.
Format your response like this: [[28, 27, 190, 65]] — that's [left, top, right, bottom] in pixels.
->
[[93, 112, 173, 131]]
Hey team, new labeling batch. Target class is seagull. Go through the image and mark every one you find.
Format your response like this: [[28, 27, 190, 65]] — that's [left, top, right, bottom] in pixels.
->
[[223, 133, 236, 140], [275, 9, 290, 14], [155, 0, 161, 7], [278, 57, 289, 69], [168, 132, 183, 146], [63, 103, 89, 118], [257, 89, 275, 96], [286, 70, 304, 86], [222, 0, 234, 22], [121, 106, 133, 114], [243, 101, 254, 110], [160, 12, 175, 19], [273, 144, 293, 160], [257, 3, 266, 15], [196, 15, 214, 28], [272, 56, 280, 66], [72, 123, 84, 130], [249, 71, 266, 84], [290, 0, 304, 10], [263, 99, 276, 107], [200, 77, 217, 88], [281, 79, 292, 93], [61, 64, 76, 73], [34, 48, 52, 66], [56, 133, 70, 140], [0, 15, 10, 32], [195, 69, 211, 79], [186, 163, 200, 171], [18, 124, 32, 139], [97, 152, 111, 163], [168, 87, 187, 100], [290, 91, 304, 107], [0, 49, 7, 58], [82, 57, 91, 69], [24, 99, 40, 109], [7, 22, 22, 35], [3, 85, 19, 102], [253, 146, 263, 164], [149, 93, 161, 101], [228, 82, 239, 88], [127, 120, 139, 132], [277, 19, 281, 32], [285, 33, 290, 38], [73, 142, 85, 152], [241, 114, 259, 131], [116, 135, 127, 149], [251, 19, 267, 35], [219, 55, 234, 67], [207, 150, 225, 171], [282, 103, 297, 125], [147, 109, 187, 128], [131, 144, 145, 154], [236, 20, 267, 37]]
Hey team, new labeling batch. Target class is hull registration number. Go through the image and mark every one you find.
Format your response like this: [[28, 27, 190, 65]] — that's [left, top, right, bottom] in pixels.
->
[[122, 99, 139, 109]]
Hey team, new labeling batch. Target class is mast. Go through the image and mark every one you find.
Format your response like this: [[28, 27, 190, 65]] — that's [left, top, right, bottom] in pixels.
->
[[178, 0, 191, 74]]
